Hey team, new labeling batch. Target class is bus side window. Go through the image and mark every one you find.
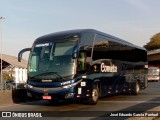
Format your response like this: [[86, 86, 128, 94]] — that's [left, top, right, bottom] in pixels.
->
[[78, 52, 86, 71], [29, 54, 39, 72]]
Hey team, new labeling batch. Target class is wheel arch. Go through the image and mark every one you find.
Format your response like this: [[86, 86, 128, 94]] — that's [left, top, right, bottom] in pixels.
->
[[93, 79, 101, 97]]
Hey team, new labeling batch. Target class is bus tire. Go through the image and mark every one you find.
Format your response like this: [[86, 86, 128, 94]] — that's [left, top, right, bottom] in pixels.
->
[[87, 85, 99, 105], [132, 81, 140, 95]]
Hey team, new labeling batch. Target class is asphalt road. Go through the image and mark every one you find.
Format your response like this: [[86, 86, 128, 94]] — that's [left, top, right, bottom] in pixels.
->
[[0, 81, 160, 120]]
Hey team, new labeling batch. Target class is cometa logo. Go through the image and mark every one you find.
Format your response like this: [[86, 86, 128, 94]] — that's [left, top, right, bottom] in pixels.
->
[[101, 63, 117, 73]]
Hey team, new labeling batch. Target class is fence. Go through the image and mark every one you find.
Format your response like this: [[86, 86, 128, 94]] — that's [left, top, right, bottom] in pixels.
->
[[0, 82, 26, 90], [0, 82, 13, 90]]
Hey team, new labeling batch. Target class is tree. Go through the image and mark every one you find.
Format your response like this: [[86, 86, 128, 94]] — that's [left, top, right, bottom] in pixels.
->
[[144, 33, 160, 50], [2, 72, 14, 81]]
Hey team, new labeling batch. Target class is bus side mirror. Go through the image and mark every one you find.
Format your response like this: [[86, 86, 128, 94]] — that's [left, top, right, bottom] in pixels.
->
[[18, 48, 31, 62]]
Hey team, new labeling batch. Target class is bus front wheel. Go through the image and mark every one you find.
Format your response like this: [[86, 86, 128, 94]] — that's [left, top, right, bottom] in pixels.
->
[[87, 85, 99, 105]]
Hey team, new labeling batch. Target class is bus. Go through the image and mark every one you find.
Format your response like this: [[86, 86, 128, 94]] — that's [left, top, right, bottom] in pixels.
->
[[148, 67, 160, 82], [18, 29, 148, 105]]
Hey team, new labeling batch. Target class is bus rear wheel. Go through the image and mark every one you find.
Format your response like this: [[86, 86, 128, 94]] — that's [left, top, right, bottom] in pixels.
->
[[132, 81, 140, 95], [87, 85, 99, 105]]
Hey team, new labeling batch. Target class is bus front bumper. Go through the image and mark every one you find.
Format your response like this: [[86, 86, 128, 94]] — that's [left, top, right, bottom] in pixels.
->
[[26, 85, 77, 101]]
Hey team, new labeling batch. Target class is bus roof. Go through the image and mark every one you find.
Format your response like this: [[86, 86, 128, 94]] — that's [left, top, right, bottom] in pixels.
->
[[35, 29, 146, 51]]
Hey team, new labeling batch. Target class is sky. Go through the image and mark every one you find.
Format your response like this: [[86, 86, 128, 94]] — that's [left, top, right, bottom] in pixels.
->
[[0, 0, 160, 59]]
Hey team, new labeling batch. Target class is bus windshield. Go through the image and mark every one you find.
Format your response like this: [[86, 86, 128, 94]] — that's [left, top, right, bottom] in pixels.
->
[[28, 39, 78, 80]]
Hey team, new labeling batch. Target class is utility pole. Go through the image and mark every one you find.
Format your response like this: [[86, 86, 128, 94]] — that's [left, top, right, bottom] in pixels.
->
[[0, 16, 5, 85]]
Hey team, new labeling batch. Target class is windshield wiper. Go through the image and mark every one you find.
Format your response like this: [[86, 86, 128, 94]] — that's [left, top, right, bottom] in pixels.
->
[[30, 71, 64, 80]]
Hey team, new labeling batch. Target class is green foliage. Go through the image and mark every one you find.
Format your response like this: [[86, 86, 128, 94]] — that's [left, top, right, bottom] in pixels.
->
[[144, 33, 160, 50], [2, 72, 14, 81]]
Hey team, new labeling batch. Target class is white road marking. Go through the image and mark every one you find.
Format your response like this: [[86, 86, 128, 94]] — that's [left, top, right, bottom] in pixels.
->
[[0, 104, 20, 108], [99, 100, 160, 103], [0, 101, 36, 108]]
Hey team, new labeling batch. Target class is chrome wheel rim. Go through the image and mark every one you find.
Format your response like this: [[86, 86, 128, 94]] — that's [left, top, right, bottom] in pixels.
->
[[136, 83, 140, 93], [92, 89, 98, 102]]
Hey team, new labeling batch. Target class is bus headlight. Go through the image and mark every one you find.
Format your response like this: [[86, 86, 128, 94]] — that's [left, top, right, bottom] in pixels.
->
[[27, 84, 34, 89], [62, 79, 82, 89], [62, 84, 73, 89]]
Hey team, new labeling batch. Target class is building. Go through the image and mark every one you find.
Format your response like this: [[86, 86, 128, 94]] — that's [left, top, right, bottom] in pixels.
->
[[0, 54, 28, 84], [148, 49, 160, 68]]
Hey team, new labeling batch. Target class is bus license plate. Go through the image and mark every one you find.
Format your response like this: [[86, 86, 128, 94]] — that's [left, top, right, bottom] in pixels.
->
[[43, 96, 52, 100]]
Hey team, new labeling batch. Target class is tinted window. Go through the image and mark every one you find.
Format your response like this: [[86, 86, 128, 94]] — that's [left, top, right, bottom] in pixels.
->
[[93, 35, 147, 62]]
